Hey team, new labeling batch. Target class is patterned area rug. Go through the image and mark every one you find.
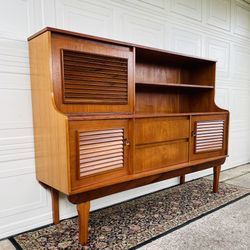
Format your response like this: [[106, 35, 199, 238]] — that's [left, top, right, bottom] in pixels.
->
[[11, 178, 249, 250]]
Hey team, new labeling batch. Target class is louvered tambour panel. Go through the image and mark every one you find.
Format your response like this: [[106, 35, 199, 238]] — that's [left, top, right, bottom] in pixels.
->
[[78, 128, 124, 177], [62, 50, 128, 104], [195, 120, 224, 153]]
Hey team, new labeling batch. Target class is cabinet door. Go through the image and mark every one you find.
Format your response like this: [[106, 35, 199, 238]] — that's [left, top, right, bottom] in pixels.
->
[[69, 119, 131, 192], [51, 33, 134, 113], [190, 114, 228, 161]]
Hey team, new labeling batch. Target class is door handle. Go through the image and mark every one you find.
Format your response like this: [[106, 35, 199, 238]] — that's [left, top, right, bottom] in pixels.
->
[[123, 138, 130, 146]]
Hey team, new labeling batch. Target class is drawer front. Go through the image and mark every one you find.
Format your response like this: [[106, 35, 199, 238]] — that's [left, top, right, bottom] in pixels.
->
[[135, 117, 189, 145], [135, 141, 188, 172], [69, 119, 130, 191]]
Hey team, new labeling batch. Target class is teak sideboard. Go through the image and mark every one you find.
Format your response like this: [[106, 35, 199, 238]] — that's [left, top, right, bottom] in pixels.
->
[[28, 27, 229, 245]]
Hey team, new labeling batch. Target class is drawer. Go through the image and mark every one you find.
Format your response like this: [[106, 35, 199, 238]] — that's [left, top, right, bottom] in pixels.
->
[[51, 33, 134, 114], [135, 117, 189, 145], [135, 140, 188, 172]]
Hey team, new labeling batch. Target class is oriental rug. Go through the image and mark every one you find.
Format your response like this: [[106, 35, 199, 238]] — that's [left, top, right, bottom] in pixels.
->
[[10, 178, 249, 250]]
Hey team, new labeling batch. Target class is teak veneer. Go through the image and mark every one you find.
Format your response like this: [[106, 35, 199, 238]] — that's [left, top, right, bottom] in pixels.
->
[[28, 27, 229, 245]]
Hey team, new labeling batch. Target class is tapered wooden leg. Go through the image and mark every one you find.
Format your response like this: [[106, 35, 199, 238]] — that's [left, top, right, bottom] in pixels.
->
[[51, 188, 59, 224], [77, 201, 90, 245], [180, 175, 185, 184], [213, 165, 221, 193]]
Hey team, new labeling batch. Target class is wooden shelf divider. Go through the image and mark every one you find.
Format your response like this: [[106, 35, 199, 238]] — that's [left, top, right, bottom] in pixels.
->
[[136, 82, 214, 89]]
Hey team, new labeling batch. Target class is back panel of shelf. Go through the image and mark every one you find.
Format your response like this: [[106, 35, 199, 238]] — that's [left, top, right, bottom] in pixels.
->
[[135, 85, 215, 114], [135, 47, 216, 87]]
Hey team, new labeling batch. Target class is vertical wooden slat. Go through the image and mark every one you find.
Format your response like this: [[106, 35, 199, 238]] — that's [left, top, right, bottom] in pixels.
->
[[51, 188, 59, 224], [213, 165, 221, 193], [77, 201, 90, 245]]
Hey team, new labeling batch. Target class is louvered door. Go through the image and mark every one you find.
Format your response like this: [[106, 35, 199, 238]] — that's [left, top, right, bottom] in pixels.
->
[[69, 119, 130, 191], [195, 120, 224, 153], [51, 33, 134, 113], [190, 115, 228, 161], [62, 50, 128, 104], [78, 128, 124, 177]]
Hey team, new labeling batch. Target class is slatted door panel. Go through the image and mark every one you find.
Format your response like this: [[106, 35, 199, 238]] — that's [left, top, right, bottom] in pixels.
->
[[190, 114, 228, 161], [195, 120, 224, 153], [62, 50, 128, 104], [69, 119, 130, 191], [78, 128, 124, 177], [51, 33, 134, 113]]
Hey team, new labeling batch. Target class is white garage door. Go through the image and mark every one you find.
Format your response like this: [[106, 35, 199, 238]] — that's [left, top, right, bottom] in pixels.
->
[[0, 0, 249, 238]]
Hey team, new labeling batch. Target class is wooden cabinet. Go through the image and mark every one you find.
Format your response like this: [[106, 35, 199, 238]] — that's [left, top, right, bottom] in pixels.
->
[[28, 27, 229, 245]]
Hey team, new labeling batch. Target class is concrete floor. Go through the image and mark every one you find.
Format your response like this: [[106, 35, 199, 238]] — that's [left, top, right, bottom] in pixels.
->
[[139, 164, 250, 250], [0, 240, 15, 250], [0, 163, 249, 250], [139, 195, 250, 250]]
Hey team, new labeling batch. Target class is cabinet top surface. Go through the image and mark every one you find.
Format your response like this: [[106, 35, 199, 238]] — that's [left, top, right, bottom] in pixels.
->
[[28, 27, 216, 63]]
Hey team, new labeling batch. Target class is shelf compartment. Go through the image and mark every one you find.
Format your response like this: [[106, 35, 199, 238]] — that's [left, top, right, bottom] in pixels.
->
[[135, 85, 215, 114], [135, 49, 216, 87]]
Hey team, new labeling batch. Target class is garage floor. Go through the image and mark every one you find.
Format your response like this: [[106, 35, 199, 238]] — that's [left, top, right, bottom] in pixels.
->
[[0, 164, 250, 250]]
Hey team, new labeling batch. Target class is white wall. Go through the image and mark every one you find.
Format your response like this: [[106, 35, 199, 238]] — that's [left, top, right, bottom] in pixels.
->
[[0, 0, 250, 239]]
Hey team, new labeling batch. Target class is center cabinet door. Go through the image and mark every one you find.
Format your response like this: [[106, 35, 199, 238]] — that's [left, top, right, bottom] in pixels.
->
[[69, 119, 131, 192]]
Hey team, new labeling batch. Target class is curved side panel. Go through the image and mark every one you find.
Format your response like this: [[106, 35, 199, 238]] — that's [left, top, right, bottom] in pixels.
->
[[29, 32, 70, 194]]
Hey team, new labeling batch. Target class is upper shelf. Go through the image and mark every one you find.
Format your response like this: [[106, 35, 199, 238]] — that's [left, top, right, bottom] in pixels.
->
[[136, 82, 214, 89]]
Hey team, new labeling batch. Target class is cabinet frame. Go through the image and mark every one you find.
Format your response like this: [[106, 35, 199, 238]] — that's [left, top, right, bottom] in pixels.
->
[[28, 27, 229, 246]]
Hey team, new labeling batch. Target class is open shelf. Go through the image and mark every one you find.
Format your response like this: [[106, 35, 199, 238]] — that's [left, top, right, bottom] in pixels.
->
[[135, 47, 216, 89], [136, 82, 214, 89], [134, 112, 228, 118]]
